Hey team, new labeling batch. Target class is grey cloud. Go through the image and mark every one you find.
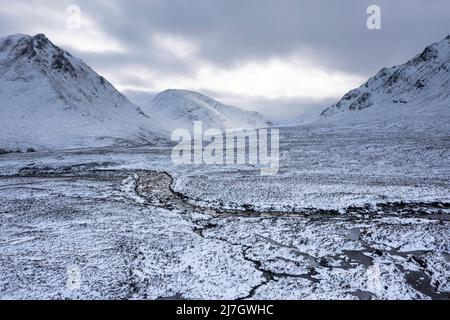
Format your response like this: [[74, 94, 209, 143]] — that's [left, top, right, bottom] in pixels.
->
[[1, 0, 449, 118], [71, 0, 450, 74]]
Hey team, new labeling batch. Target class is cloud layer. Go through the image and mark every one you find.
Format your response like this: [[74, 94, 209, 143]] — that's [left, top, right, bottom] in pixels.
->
[[1, 0, 449, 119]]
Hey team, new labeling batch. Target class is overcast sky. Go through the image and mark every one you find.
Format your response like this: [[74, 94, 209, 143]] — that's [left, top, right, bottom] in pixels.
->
[[1, 0, 449, 119]]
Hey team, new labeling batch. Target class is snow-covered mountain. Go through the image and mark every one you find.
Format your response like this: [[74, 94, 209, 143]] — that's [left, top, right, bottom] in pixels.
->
[[141, 89, 270, 132], [320, 35, 450, 132], [0, 33, 162, 151]]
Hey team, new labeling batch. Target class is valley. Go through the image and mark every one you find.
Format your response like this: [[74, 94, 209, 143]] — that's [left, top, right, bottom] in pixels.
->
[[0, 124, 448, 300], [0, 32, 449, 300]]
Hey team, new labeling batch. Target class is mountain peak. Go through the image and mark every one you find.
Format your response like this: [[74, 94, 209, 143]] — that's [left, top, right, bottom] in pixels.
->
[[0, 32, 77, 77], [143, 89, 269, 132], [156, 89, 209, 100], [0, 33, 53, 51], [412, 34, 450, 64], [1, 32, 50, 41], [33, 33, 48, 39], [321, 34, 450, 117], [0, 33, 160, 150]]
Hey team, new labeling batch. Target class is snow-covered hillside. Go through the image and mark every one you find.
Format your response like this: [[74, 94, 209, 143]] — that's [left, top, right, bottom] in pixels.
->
[[320, 35, 450, 132], [0, 33, 162, 151], [141, 89, 270, 132]]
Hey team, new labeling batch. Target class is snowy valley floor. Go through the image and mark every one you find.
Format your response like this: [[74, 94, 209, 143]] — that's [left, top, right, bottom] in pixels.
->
[[0, 126, 449, 300]]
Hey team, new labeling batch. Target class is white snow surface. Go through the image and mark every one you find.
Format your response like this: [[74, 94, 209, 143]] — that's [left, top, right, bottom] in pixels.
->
[[171, 36, 450, 212], [0, 33, 163, 151], [320, 35, 450, 134], [0, 34, 449, 300], [141, 89, 270, 132]]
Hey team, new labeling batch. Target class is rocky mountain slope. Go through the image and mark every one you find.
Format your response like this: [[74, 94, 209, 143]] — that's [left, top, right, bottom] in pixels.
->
[[320, 35, 450, 132], [142, 89, 270, 132], [0, 33, 162, 151]]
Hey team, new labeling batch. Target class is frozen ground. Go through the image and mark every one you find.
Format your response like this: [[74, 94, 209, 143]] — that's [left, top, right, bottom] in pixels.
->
[[0, 125, 449, 300], [175, 125, 450, 212]]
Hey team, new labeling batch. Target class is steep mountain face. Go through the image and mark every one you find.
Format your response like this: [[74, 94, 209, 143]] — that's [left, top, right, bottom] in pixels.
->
[[0, 33, 162, 151], [320, 35, 450, 131], [142, 89, 270, 132]]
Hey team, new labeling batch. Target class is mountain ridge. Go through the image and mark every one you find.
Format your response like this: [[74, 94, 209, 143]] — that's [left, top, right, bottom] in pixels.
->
[[321, 34, 450, 117], [0, 33, 162, 150], [141, 89, 271, 132]]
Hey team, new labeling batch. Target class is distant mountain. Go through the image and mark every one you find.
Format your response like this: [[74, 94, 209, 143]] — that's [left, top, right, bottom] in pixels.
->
[[141, 89, 270, 132], [320, 35, 450, 132], [0, 33, 162, 151]]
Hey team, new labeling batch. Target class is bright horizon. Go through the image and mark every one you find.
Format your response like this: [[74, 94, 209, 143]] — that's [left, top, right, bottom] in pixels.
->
[[1, 0, 450, 119]]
